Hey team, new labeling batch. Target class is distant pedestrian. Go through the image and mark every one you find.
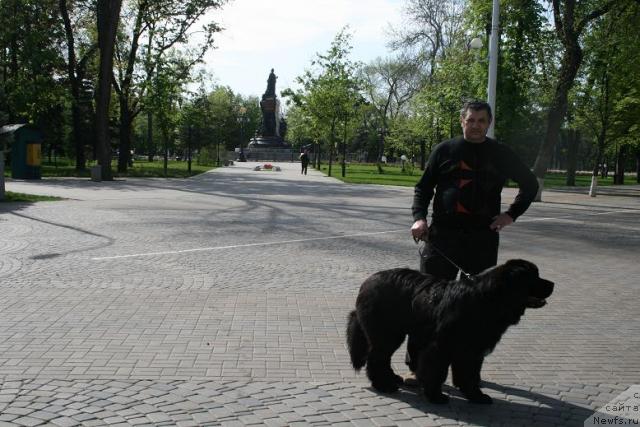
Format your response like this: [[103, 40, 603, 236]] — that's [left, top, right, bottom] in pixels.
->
[[300, 150, 310, 175]]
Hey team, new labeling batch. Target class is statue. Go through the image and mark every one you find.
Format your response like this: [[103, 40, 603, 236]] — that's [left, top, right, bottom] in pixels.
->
[[248, 68, 291, 150], [265, 68, 277, 97], [259, 68, 279, 138]]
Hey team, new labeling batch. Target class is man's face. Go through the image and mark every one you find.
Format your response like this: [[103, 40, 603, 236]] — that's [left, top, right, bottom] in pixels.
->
[[460, 109, 491, 143]]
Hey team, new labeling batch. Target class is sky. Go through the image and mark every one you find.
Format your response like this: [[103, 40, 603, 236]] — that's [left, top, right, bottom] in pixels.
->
[[198, 0, 406, 99]]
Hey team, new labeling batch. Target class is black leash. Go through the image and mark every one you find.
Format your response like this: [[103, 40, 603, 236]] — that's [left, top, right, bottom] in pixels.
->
[[414, 236, 473, 281]]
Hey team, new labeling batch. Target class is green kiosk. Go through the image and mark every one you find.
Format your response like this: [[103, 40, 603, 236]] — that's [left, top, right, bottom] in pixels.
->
[[0, 124, 43, 179]]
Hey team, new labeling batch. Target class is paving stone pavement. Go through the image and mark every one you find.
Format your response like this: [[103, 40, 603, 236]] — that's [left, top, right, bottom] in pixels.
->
[[1, 161, 639, 426]]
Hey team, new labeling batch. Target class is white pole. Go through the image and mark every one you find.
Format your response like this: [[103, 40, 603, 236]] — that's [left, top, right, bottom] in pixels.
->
[[0, 150, 5, 200], [487, 0, 500, 138]]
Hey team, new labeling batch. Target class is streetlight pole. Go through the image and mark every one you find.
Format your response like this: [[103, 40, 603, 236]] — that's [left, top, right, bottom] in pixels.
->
[[487, 0, 500, 138]]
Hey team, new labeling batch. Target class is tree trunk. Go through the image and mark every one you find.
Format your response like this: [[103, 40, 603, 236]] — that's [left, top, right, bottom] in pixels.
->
[[147, 111, 154, 162], [636, 148, 640, 183], [59, 0, 87, 171], [162, 126, 169, 178], [117, 100, 132, 173], [95, 0, 122, 181], [532, 0, 623, 200], [315, 141, 321, 170], [532, 44, 582, 200], [116, 3, 145, 173], [614, 145, 626, 185], [328, 120, 335, 177], [341, 117, 347, 177], [565, 129, 578, 186]]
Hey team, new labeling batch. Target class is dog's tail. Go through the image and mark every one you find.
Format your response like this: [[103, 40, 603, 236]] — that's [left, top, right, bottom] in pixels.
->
[[346, 310, 368, 370]]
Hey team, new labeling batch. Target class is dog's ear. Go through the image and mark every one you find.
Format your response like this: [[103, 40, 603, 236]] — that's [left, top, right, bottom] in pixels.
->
[[503, 259, 538, 278]]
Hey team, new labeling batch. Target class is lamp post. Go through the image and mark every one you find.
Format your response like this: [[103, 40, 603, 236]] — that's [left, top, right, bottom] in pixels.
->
[[467, 0, 499, 138], [487, 0, 499, 138], [237, 106, 247, 162]]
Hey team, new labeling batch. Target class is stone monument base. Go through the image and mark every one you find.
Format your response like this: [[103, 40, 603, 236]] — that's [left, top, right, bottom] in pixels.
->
[[247, 136, 291, 149], [245, 147, 295, 162]]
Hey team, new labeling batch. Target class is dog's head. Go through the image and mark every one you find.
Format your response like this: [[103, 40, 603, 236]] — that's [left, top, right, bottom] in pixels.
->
[[500, 259, 554, 307], [482, 259, 554, 324]]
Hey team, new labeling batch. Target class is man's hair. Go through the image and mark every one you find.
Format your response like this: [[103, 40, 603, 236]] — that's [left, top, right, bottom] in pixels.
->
[[460, 101, 492, 120]]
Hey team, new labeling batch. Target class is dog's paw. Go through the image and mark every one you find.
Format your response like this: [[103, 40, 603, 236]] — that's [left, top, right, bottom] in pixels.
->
[[460, 388, 493, 404], [372, 380, 399, 393], [425, 392, 449, 404]]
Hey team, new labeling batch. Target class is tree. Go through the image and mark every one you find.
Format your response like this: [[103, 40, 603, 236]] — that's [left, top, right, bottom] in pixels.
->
[[0, 1, 67, 127], [283, 28, 362, 176], [390, 0, 467, 79], [59, 0, 97, 171], [113, 0, 226, 173], [361, 54, 425, 168], [532, 0, 630, 199], [95, 0, 122, 181]]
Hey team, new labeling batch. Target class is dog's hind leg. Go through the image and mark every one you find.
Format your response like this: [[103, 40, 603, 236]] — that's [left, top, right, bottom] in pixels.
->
[[451, 355, 492, 404], [366, 333, 405, 393], [405, 331, 427, 373]]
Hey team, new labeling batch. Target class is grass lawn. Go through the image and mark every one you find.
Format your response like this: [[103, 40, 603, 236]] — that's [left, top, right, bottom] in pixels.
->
[[3, 159, 216, 178], [318, 163, 636, 188], [1, 191, 62, 202]]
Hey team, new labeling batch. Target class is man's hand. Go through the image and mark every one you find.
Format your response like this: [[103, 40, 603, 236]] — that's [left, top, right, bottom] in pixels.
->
[[411, 219, 429, 242], [490, 213, 514, 232]]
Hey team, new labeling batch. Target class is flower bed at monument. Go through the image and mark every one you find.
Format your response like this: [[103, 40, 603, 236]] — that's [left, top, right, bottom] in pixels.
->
[[253, 164, 281, 172]]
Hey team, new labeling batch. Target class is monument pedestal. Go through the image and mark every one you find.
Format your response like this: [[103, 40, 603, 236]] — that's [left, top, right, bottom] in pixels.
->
[[247, 136, 290, 149]]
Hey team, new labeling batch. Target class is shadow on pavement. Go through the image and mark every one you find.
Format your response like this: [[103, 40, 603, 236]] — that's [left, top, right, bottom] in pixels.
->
[[9, 211, 115, 259], [367, 381, 594, 426]]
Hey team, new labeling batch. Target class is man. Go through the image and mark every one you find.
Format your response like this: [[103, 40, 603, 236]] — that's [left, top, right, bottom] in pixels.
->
[[300, 150, 310, 175], [411, 100, 538, 277], [404, 100, 538, 384]]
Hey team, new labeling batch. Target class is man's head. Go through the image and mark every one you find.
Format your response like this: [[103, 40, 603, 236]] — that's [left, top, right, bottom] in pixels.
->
[[460, 101, 492, 143]]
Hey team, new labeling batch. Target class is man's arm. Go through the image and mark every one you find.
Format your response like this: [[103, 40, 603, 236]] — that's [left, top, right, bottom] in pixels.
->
[[411, 146, 440, 239], [498, 145, 539, 221]]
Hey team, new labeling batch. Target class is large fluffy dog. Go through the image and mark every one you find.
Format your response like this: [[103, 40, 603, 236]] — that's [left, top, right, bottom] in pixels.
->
[[346, 259, 553, 404]]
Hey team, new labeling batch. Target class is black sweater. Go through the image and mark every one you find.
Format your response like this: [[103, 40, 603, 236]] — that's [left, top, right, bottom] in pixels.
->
[[412, 137, 538, 228]]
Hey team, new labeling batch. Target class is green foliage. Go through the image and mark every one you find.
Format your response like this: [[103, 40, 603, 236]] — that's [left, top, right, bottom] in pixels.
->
[[325, 163, 635, 188], [0, 0, 67, 126], [283, 28, 364, 169], [1, 192, 62, 202], [573, 3, 640, 166]]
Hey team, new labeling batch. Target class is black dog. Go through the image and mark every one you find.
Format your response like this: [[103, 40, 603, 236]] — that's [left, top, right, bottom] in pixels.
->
[[346, 259, 553, 404]]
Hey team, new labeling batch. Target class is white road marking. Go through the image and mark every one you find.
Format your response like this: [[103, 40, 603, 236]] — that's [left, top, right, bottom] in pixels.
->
[[92, 229, 407, 260], [518, 208, 639, 223], [92, 208, 639, 261]]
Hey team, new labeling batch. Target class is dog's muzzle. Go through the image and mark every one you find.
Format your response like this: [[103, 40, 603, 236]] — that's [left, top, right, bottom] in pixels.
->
[[526, 297, 547, 308], [527, 278, 554, 308]]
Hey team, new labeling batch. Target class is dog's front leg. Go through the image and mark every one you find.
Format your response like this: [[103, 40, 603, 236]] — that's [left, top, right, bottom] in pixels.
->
[[417, 344, 450, 404], [451, 354, 492, 404]]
